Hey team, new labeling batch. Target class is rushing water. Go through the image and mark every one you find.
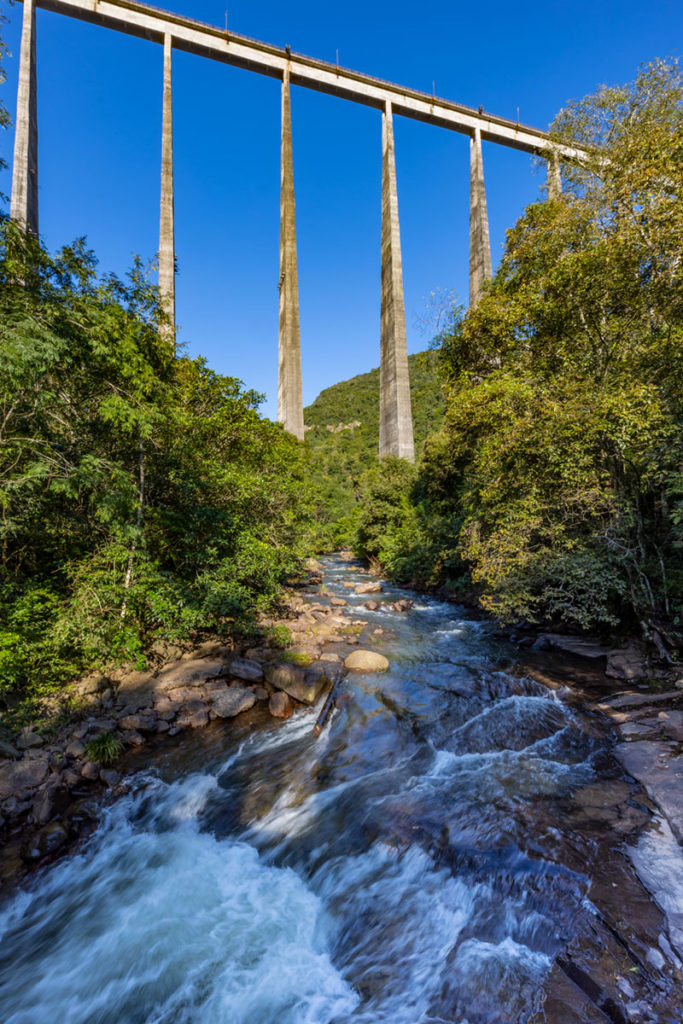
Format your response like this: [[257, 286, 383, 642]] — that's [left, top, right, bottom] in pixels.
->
[[0, 557, 680, 1023]]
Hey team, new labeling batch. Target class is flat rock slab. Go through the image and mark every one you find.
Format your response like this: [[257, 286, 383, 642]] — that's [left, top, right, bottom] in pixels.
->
[[604, 690, 680, 710], [615, 741, 683, 843], [536, 633, 611, 658], [354, 582, 383, 595], [156, 657, 230, 691], [345, 650, 390, 673]]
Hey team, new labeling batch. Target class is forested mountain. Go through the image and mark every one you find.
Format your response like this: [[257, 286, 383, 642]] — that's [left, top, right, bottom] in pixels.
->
[[304, 350, 445, 536]]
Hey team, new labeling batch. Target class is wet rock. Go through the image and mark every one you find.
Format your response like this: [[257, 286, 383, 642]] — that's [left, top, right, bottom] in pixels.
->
[[392, 599, 414, 613], [120, 729, 145, 747], [0, 739, 20, 760], [344, 650, 390, 673], [156, 719, 170, 733], [331, 597, 348, 607], [16, 730, 44, 750], [605, 690, 680, 710], [22, 823, 68, 861], [100, 769, 121, 787], [228, 656, 264, 683], [0, 757, 49, 799], [176, 706, 210, 729], [342, 581, 355, 588], [65, 739, 86, 758], [573, 780, 632, 809], [355, 582, 382, 595], [263, 662, 330, 705], [606, 644, 649, 682], [80, 761, 101, 781], [253, 686, 269, 701], [534, 633, 610, 659], [364, 601, 380, 611], [269, 691, 293, 719], [212, 689, 257, 718], [615, 741, 683, 842], [319, 653, 342, 663], [62, 770, 81, 787]]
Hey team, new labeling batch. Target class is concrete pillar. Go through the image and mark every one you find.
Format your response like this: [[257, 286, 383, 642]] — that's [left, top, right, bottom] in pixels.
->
[[10, 0, 38, 236], [469, 126, 492, 307], [158, 32, 176, 343], [547, 152, 562, 200], [278, 65, 304, 440], [379, 100, 414, 462]]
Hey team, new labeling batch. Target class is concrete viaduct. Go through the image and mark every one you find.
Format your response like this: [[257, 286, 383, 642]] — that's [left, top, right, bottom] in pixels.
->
[[10, 0, 583, 461]]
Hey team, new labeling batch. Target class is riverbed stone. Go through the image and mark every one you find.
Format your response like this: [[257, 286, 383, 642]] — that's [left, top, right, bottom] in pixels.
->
[[17, 730, 44, 750], [606, 645, 649, 682], [331, 597, 348, 607], [364, 601, 380, 611], [228, 656, 265, 683], [0, 757, 49, 799], [355, 582, 382, 595], [120, 730, 145, 748], [0, 739, 20, 760], [118, 713, 157, 733], [614, 741, 683, 842], [156, 656, 230, 691], [344, 650, 390, 673], [176, 705, 210, 729], [156, 719, 170, 733], [23, 823, 68, 861], [392, 599, 414, 613], [573, 780, 632, 809], [269, 691, 293, 719], [31, 784, 58, 825], [100, 769, 121, 787], [263, 662, 330, 705], [81, 761, 101, 781], [212, 689, 257, 718]]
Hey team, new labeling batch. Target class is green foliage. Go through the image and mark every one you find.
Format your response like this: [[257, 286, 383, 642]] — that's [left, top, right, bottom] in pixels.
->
[[85, 732, 124, 766], [358, 60, 683, 644], [0, 225, 315, 704], [304, 351, 446, 545], [269, 624, 293, 648]]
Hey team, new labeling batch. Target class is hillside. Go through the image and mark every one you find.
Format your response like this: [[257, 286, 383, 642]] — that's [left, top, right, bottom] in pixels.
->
[[305, 350, 446, 533]]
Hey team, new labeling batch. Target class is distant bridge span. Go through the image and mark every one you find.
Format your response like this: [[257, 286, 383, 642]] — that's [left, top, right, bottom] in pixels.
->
[[11, 0, 584, 459]]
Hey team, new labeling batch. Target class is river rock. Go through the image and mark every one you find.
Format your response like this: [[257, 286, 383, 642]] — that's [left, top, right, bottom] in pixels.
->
[[331, 597, 348, 607], [253, 686, 269, 701], [606, 645, 649, 682], [156, 719, 170, 733], [364, 601, 380, 611], [392, 599, 414, 613], [100, 769, 121, 787], [573, 780, 632, 809], [263, 662, 330, 705], [153, 696, 178, 715], [17, 730, 44, 750], [81, 761, 101, 781], [156, 656, 230, 691], [344, 650, 390, 673], [355, 582, 382, 595], [31, 784, 59, 825], [0, 739, 20, 760], [614, 741, 683, 842], [120, 730, 145, 747], [176, 705, 210, 729], [269, 691, 293, 719], [229, 656, 265, 683], [0, 757, 49, 799], [212, 689, 257, 718], [22, 823, 68, 861], [118, 713, 157, 733]]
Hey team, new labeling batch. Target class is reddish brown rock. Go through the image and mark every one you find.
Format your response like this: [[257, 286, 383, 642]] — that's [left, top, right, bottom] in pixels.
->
[[269, 691, 293, 719]]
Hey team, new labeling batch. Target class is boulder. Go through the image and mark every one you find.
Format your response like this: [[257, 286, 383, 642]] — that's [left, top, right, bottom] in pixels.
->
[[100, 769, 121, 787], [120, 730, 145, 747], [331, 597, 348, 607], [253, 686, 269, 701], [73, 673, 111, 697], [354, 582, 382, 595], [31, 784, 59, 825], [364, 601, 380, 611], [344, 650, 390, 673], [0, 739, 20, 760], [606, 645, 649, 682], [17, 730, 44, 750], [263, 662, 330, 705], [156, 720, 170, 733], [269, 691, 293, 719], [392, 599, 414, 613], [212, 689, 257, 718], [0, 757, 49, 799], [229, 656, 265, 683]]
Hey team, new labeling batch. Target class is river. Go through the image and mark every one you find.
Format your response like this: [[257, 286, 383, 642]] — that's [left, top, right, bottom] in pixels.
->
[[0, 556, 681, 1023]]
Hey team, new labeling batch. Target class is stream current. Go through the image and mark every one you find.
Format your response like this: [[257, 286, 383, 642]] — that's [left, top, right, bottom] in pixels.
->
[[0, 556, 681, 1023]]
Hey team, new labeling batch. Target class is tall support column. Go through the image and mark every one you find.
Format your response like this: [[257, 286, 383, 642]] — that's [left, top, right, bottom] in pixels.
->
[[547, 152, 562, 200], [278, 65, 304, 440], [159, 33, 176, 343], [469, 126, 492, 307], [379, 100, 414, 462], [10, 0, 38, 235]]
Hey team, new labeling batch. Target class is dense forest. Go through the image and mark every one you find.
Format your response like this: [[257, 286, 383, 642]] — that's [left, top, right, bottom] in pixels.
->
[[1, 55, 681, 722], [355, 59, 683, 653]]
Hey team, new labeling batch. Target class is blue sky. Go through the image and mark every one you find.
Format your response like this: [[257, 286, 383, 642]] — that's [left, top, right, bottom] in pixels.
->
[[2, 0, 680, 418]]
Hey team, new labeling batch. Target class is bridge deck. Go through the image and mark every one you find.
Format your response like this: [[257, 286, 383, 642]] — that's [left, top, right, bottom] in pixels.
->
[[32, 0, 583, 160]]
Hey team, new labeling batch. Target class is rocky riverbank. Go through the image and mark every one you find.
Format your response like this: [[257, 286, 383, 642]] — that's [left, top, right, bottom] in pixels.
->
[[0, 557, 402, 887]]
